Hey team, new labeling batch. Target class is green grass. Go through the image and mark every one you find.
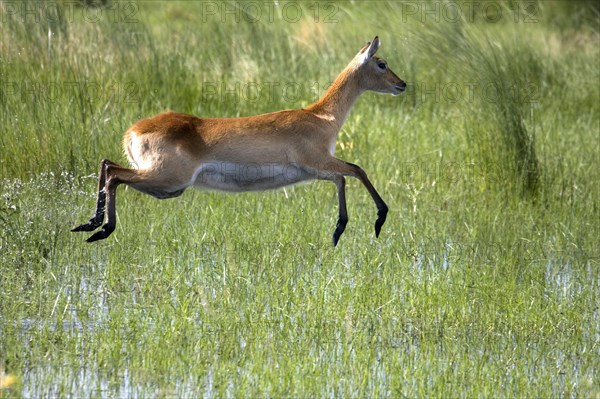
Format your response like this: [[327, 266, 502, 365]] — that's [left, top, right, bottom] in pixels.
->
[[1, 0, 599, 397]]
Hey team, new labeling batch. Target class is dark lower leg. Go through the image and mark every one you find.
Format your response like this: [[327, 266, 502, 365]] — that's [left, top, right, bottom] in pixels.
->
[[86, 176, 119, 242], [332, 176, 348, 246], [346, 162, 388, 238], [72, 159, 118, 232], [85, 164, 152, 242]]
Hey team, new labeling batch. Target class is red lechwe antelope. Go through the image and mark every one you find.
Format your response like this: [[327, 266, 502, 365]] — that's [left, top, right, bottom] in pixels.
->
[[72, 36, 406, 246]]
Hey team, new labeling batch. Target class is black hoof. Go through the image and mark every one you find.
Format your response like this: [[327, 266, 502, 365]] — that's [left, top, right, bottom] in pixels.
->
[[332, 230, 342, 247], [86, 225, 114, 242], [375, 207, 388, 238], [332, 218, 348, 247], [71, 220, 102, 232]]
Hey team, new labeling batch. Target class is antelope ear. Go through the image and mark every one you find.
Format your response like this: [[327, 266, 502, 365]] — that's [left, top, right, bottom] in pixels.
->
[[367, 36, 380, 58], [358, 36, 380, 65]]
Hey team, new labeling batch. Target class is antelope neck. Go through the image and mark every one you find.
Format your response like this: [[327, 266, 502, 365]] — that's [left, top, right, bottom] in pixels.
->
[[306, 64, 364, 129]]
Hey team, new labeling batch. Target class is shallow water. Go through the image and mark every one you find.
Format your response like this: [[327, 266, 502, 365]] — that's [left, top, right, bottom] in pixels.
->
[[8, 247, 597, 398]]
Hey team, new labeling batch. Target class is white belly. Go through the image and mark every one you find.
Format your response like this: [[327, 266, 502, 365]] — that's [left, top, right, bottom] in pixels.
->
[[192, 162, 315, 192]]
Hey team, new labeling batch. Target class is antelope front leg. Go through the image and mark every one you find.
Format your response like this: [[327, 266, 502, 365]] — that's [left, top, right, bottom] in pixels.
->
[[72, 159, 118, 232], [344, 161, 389, 238], [332, 176, 348, 246], [318, 158, 388, 241]]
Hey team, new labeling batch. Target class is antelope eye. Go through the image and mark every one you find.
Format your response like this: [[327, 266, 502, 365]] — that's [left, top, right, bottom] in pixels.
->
[[378, 62, 386, 70]]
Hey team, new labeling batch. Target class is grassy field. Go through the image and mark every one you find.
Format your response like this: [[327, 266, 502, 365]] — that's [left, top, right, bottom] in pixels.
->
[[1, 0, 599, 397]]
